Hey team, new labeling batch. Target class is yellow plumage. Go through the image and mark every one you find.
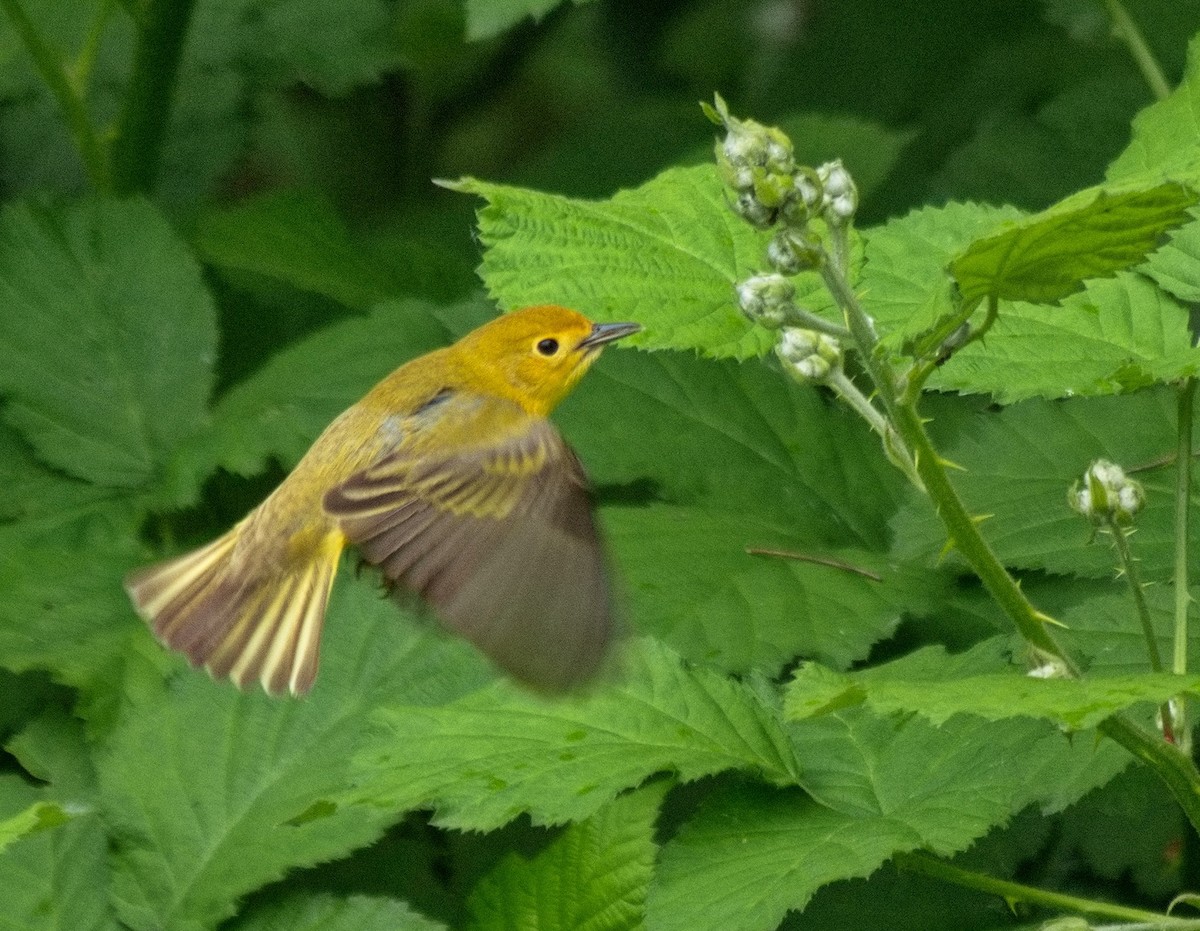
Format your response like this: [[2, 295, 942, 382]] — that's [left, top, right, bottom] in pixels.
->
[[125, 306, 639, 695]]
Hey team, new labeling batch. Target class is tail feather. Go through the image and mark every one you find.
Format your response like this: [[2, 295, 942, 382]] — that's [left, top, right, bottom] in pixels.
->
[[124, 526, 344, 696]]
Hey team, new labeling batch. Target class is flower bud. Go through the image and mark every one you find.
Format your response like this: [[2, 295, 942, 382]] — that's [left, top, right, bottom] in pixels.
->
[[817, 160, 858, 224], [766, 229, 822, 275], [737, 273, 795, 329], [733, 190, 776, 229], [776, 327, 842, 382], [707, 94, 798, 229], [1068, 459, 1145, 524]]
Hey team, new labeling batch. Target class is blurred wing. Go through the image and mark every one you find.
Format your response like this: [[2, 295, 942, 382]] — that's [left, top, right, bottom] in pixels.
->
[[323, 416, 613, 690]]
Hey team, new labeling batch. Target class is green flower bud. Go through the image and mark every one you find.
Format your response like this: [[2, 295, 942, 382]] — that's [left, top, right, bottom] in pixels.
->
[[1068, 459, 1145, 524], [737, 274, 795, 328], [766, 229, 822, 275], [733, 190, 776, 228], [707, 94, 798, 229], [776, 326, 842, 382]]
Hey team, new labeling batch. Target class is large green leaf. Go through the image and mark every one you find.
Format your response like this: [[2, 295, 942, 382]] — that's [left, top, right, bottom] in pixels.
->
[[464, 0, 595, 39], [98, 577, 488, 931], [928, 271, 1200, 401], [466, 783, 665, 931], [0, 199, 216, 489], [1106, 33, 1200, 182], [234, 893, 447, 931], [949, 182, 1197, 305], [890, 387, 1192, 581], [648, 702, 1126, 931], [352, 639, 800, 831], [784, 637, 1200, 730], [457, 166, 775, 359]]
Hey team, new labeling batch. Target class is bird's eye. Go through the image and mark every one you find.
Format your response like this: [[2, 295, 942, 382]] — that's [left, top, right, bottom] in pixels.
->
[[536, 338, 560, 356]]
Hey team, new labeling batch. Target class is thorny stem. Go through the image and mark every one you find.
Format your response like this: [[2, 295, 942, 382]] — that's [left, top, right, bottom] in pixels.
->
[[1104, 0, 1172, 101], [895, 850, 1199, 927], [0, 0, 111, 190], [815, 214, 1200, 831], [1175, 381, 1194, 682]]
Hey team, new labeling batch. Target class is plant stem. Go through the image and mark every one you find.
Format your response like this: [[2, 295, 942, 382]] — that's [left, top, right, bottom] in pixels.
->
[[1175, 380, 1194, 680], [816, 226, 1200, 830], [1108, 517, 1165, 673], [109, 0, 199, 195], [785, 308, 851, 340], [0, 0, 111, 190], [1104, 0, 1172, 101], [895, 850, 1198, 926]]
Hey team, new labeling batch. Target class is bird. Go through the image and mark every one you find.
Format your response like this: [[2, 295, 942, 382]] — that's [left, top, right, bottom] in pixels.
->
[[124, 305, 641, 696]]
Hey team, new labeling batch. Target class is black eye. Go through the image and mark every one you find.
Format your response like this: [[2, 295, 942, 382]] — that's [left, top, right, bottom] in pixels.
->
[[536, 338, 559, 356]]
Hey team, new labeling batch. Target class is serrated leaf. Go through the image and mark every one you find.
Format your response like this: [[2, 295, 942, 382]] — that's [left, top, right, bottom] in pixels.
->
[[352, 638, 800, 831], [560, 348, 908, 550], [0, 772, 115, 931], [98, 576, 488, 931], [0, 801, 72, 854], [1143, 216, 1200, 304], [458, 166, 777, 359], [605, 503, 942, 676], [929, 271, 1200, 402], [235, 893, 447, 931], [1107, 33, 1200, 182], [649, 694, 1127, 931], [890, 387, 1195, 581], [785, 638, 1200, 730], [0, 199, 216, 489], [0, 536, 143, 690], [464, 0, 594, 40], [466, 782, 666, 931], [860, 201, 1023, 348], [949, 182, 1198, 305]]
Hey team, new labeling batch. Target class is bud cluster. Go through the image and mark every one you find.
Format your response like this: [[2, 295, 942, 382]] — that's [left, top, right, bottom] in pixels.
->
[[775, 326, 842, 382], [736, 273, 796, 329], [1068, 459, 1145, 524]]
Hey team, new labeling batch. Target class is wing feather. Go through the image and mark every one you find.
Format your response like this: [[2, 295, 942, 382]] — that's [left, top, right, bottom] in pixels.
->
[[324, 411, 614, 690]]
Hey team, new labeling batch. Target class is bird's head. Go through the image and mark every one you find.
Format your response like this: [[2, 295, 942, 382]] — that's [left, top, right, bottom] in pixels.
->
[[456, 305, 641, 416]]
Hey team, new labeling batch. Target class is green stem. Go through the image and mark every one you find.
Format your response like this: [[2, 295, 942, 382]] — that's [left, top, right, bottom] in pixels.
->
[[817, 227, 1200, 829], [1175, 379, 1194, 680], [0, 0, 111, 190], [895, 850, 1197, 926], [784, 308, 851, 341], [1104, 0, 1172, 101], [74, 0, 115, 90], [1109, 516, 1165, 672], [109, 0, 199, 195]]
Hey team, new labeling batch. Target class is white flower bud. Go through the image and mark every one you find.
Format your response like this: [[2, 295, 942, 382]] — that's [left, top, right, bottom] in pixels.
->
[[1069, 459, 1145, 524], [817, 160, 858, 224], [776, 327, 842, 382], [737, 274, 795, 328]]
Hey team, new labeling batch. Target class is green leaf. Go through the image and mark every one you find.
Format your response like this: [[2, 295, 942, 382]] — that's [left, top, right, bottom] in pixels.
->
[[1141, 211, 1200, 302], [0, 801, 72, 855], [0, 803, 116, 931], [0, 536, 143, 691], [928, 271, 1200, 402], [649, 703, 1126, 931], [195, 191, 468, 309], [98, 576, 487, 931], [352, 638, 800, 831], [605, 503, 945, 676], [1106, 33, 1200, 182], [949, 182, 1198, 305], [784, 638, 1200, 730], [0, 199, 216, 489], [466, 783, 666, 931], [457, 166, 776, 359], [561, 348, 908, 551], [860, 201, 1023, 348], [464, 0, 594, 40], [890, 387, 1194, 581], [235, 893, 447, 931]]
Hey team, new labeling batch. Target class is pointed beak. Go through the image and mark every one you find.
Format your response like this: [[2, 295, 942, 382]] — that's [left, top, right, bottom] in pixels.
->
[[578, 321, 641, 349]]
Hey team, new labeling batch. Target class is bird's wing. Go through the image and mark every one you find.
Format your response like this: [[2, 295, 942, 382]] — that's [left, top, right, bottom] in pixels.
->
[[323, 406, 613, 690]]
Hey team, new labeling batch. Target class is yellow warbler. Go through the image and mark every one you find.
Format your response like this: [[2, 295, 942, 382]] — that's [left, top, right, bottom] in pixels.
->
[[125, 305, 640, 696]]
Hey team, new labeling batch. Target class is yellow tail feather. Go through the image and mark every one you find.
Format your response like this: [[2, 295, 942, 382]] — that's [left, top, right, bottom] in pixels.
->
[[124, 526, 344, 696]]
